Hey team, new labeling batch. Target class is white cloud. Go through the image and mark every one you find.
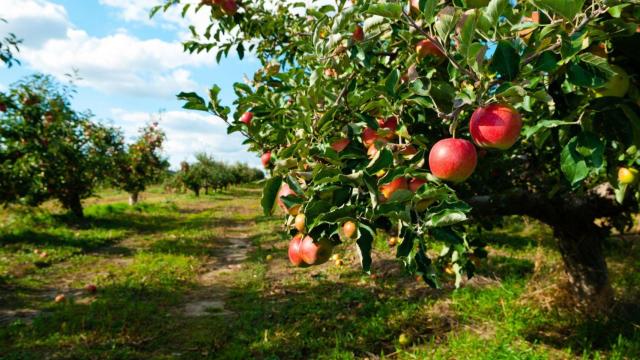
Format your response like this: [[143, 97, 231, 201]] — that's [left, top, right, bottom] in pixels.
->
[[0, 0, 217, 99], [110, 109, 259, 168]]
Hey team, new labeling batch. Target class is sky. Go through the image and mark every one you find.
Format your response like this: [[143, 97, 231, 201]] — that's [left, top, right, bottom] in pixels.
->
[[0, 0, 263, 169]]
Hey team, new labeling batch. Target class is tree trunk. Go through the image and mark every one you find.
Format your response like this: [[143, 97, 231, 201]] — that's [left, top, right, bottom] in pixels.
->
[[194, 188, 200, 197], [65, 194, 84, 218], [554, 225, 614, 312], [129, 192, 139, 206]]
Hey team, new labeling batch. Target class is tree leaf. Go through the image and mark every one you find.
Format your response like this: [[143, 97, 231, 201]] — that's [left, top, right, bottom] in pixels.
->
[[261, 177, 282, 215], [356, 223, 375, 272], [177, 92, 208, 112], [489, 40, 520, 80], [523, 120, 578, 139], [532, 0, 586, 20], [560, 133, 604, 186], [366, 3, 402, 19]]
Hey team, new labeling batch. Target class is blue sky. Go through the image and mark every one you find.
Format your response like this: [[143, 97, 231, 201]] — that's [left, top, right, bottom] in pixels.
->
[[0, 0, 262, 168]]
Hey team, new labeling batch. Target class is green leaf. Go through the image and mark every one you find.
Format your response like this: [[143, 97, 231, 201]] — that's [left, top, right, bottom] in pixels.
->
[[177, 92, 208, 112], [458, 11, 477, 61], [532, 0, 585, 20], [523, 120, 578, 139], [366, 148, 393, 174], [385, 69, 400, 96], [489, 41, 520, 81], [560, 133, 604, 186], [261, 177, 282, 215], [483, 0, 510, 25], [356, 224, 375, 272], [419, 0, 438, 21], [366, 3, 403, 19]]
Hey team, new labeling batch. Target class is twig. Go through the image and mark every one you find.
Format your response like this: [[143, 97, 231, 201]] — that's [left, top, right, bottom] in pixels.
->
[[333, 73, 356, 107]]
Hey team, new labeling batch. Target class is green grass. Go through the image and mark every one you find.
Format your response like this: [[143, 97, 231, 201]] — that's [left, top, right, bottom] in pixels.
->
[[1, 186, 639, 359]]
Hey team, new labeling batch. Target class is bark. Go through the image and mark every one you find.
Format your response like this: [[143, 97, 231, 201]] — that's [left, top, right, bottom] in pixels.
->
[[129, 192, 139, 206], [466, 186, 622, 312], [554, 224, 613, 311], [64, 193, 84, 218]]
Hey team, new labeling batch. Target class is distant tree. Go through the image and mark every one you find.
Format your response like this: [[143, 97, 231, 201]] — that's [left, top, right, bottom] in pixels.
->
[[0, 74, 123, 217], [112, 122, 169, 205]]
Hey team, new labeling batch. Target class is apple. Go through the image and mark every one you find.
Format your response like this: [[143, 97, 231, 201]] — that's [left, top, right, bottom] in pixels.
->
[[335, 259, 344, 267], [380, 177, 409, 200], [408, 0, 420, 16], [331, 138, 350, 152], [362, 127, 386, 147], [377, 116, 398, 140], [261, 151, 272, 168], [330, 254, 341, 261], [288, 234, 305, 267], [428, 138, 477, 182], [324, 68, 338, 78], [398, 333, 412, 346], [388, 237, 399, 247], [85, 284, 97, 294], [342, 221, 357, 239], [220, 0, 237, 15], [277, 183, 301, 215], [294, 213, 306, 232], [399, 145, 418, 157], [416, 39, 444, 59], [353, 25, 364, 42], [519, 11, 540, 41], [39, 252, 48, 258], [239, 112, 253, 125], [595, 65, 630, 98], [54, 294, 65, 303], [618, 167, 638, 185], [265, 254, 273, 261], [300, 235, 333, 265], [0, 103, 6, 112], [408, 178, 426, 192], [367, 144, 379, 159], [470, 103, 523, 150], [590, 43, 607, 58]]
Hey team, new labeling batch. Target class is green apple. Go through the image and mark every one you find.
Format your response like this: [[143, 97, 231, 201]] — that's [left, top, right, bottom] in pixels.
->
[[595, 65, 630, 98]]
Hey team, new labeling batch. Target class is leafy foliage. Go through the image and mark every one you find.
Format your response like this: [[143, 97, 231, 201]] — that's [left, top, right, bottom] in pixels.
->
[[158, 0, 640, 288], [0, 74, 124, 217]]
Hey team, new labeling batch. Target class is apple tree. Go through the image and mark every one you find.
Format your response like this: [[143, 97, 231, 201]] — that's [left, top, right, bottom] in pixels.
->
[[158, 0, 640, 311], [0, 74, 124, 217], [112, 122, 170, 205]]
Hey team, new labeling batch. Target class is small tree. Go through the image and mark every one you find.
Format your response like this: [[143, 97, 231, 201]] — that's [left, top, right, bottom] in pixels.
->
[[112, 123, 169, 205], [0, 74, 123, 217]]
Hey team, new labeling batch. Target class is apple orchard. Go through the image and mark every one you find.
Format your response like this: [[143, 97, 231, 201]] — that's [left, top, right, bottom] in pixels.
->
[[156, 0, 640, 311]]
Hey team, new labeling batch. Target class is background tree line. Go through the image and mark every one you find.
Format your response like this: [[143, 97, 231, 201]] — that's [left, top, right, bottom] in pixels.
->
[[165, 153, 264, 196]]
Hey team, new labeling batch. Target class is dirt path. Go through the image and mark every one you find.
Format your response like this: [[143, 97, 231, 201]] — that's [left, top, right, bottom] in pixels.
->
[[181, 221, 254, 317]]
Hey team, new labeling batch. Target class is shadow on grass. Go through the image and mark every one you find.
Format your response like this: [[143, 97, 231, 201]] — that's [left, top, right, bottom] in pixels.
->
[[524, 302, 640, 356], [476, 255, 535, 281]]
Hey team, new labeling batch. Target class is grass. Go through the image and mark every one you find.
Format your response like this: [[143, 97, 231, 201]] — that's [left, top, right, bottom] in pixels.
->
[[0, 185, 638, 359]]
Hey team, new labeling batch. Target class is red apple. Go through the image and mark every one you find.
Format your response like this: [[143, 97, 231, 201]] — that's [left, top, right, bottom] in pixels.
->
[[277, 183, 301, 215], [288, 234, 305, 267], [220, 0, 237, 15], [380, 177, 409, 200], [239, 112, 253, 125], [353, 25, 364, 42], [428, 138, 477, 182], [367, 144, 380, 159], [377, 116, 398, 140], [470, 103, 522, 150], [399, 145, 418, 157], [362, 127, 386, 147], [261, 151, 272, 168], [409, 178, 426, 192], [300, 235, 333, 265], [416, 39, 444, 59], [342, 221, 357, 239], [54, 294, 65, 303], [85, 284, 97, 294], [331, 138, 350, 152], [0, 103, 6, 112]]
